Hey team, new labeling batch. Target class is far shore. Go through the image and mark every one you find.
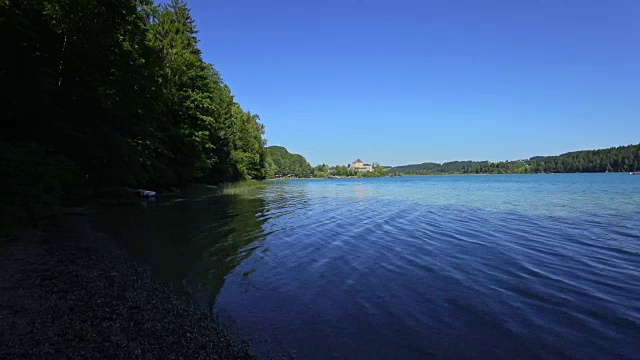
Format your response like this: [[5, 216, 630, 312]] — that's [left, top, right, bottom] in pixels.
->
[[264, 172, 616, 181]]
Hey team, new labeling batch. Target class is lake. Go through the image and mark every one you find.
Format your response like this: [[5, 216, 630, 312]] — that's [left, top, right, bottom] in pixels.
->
[[96, 174, 640, 359]]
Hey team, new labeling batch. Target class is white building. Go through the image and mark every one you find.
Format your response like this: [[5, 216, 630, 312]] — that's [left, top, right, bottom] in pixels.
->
[[350, 159, 373, 172]]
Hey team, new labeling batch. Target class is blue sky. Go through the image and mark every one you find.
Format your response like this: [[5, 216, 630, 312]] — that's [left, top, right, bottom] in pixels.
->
[[182, 0, 638, 166]]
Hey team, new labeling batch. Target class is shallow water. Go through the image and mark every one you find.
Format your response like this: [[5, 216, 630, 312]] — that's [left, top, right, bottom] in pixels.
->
[[97, 174, 640, 359]]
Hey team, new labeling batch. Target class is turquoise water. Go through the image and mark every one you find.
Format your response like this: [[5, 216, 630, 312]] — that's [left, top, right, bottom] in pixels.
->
[[98, 174, 640, 359]]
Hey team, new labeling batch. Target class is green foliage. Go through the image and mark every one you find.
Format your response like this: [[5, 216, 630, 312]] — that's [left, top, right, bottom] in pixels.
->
[[388, 144, 640, 175], [219, 180, 269, 196], [265, 146, 313, 178], [359, 163, 387, 177], [142, 0, 267, 184], [313, 164, 329, 178], [527, 144, 640, 173], [0, 0, 268, 229], [327, 162, 386, 177], [228, 105, 267, 181], [329, 165, 356, 177]]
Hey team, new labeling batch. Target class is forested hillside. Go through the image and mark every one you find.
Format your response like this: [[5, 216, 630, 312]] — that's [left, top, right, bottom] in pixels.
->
[[388, 144, 640, 175], [1, 0, 267, 228], [265, 146, 313, 178]]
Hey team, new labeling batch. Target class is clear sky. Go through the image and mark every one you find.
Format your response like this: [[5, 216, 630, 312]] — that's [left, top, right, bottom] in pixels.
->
[[182, 0, 639, 166]]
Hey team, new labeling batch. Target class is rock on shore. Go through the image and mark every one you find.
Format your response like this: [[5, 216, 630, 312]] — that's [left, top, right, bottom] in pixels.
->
[[0, 215, 253, 359]]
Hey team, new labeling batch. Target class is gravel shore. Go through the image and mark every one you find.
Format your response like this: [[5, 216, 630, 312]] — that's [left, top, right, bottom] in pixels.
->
[[0, 214, 254, 359]]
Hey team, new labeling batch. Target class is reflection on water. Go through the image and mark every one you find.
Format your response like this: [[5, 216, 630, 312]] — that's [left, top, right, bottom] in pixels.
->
[[96, 175, 640, 359], [94, 184, 269, 312]]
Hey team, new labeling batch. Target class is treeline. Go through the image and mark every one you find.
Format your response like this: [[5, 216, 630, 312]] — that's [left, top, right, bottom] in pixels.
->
[[388, 144, 640, 175], [265, 146, 313, 178], [1, 0, 267, 229], [264, 150, 388, 179], [325, 164, 386, 178]]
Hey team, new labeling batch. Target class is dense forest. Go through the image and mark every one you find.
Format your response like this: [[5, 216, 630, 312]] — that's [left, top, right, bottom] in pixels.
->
[[265, 146, 313, 178], [1, 0, 267, 229], [388, 144, 640, 175]]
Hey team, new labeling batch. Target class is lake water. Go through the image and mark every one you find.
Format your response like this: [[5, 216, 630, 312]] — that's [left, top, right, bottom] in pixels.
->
[[97, 174, 640, 359]]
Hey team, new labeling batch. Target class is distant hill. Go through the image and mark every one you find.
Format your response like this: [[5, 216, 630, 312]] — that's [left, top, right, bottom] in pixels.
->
[[265, 146, 313, 178], [388, 144, 640, 175]]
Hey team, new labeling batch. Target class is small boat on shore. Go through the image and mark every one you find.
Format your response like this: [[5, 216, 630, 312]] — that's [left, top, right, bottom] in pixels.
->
[[127, 188, 157, 197], [630, 172, 640, 175]]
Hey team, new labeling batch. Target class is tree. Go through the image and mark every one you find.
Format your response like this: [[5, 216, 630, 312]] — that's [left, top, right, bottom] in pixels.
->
[[314, 164, 329, 178], [265, 146, 313, 178], [0, 0, 269, 229], [386, 144, 640, 175]]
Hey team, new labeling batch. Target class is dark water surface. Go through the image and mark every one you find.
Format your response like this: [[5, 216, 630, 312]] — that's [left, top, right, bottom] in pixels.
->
[[96, 174, 640, 359]]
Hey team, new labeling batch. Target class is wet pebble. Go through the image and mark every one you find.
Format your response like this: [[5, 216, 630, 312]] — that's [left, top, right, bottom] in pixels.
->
[[0, 216, 254, 359]]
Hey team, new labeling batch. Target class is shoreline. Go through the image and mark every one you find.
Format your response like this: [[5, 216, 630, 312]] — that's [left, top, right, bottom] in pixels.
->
[[266, 172, 621, 181], [0, 214, 253, 359]]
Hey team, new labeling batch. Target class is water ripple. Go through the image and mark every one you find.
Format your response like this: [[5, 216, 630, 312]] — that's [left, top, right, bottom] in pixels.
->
[[205, 175, 640, 359]]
